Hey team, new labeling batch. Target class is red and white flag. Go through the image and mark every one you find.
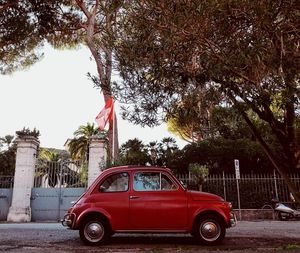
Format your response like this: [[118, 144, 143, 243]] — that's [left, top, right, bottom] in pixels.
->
[[95, 97, 114, 130]]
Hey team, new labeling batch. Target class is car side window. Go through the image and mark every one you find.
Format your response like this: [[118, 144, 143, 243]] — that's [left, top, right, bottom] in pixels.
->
[[99, 173, 129, 192], [134, 172, 160, 191], [161, 174, 177, 190], [133, 172, 177, 191]]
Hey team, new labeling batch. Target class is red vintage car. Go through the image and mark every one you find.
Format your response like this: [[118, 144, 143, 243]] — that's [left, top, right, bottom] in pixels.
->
[[62, 166, 236, 245]]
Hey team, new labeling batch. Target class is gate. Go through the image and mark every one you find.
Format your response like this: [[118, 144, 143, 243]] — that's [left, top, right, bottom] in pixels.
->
[[0, 176, 13, 221], [31, 160, 87, 221]]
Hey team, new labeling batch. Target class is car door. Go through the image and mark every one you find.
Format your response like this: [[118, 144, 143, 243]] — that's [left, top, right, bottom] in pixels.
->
[[129, 171, 188, 230], [92, 172, 130, 230]]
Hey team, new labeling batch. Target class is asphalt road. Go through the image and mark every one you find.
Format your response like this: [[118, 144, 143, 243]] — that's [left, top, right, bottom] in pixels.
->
[[1, 221, 300, 252]]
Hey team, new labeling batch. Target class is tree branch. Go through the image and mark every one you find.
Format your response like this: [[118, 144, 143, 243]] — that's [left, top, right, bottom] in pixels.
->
[[75, 0, 91, 19]]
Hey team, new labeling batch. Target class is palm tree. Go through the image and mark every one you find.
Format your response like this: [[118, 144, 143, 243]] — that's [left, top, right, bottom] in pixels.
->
[[36, 148, 62, 187], [39, 148, 61, 162], [120, 138, 150, 166], [0, 135, 14, 150], [161, 137, 178, 151], [68, 123, 105, 163], [148, 141, 159, 165], [37, 148, 84, 187]]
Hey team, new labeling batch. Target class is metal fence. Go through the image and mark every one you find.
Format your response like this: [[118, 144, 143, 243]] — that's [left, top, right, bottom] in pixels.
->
[[0, 176, 14, 188], [34, 160, 88, 188], [3, 164, 300, 210], [177, 171, 300, 209]]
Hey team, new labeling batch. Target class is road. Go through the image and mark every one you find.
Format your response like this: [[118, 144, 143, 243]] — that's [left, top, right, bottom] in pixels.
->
[[0, 221, 300, 252]]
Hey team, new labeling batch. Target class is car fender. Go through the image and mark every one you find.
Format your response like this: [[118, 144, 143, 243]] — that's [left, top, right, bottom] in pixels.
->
[[74, 206, 112, 229], [191, 205, 228, 229]]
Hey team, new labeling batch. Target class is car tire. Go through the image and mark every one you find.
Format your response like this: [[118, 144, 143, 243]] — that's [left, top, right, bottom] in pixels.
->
[[278, 211, 291, 221], [193, 214, 225, 245], [79, 215, 110, 246]]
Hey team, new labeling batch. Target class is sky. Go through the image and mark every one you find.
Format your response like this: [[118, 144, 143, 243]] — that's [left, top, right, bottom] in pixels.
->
[[0, 45, 187, 150]]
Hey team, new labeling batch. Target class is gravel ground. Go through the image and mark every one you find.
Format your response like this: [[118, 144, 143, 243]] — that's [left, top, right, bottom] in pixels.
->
[[1, 221, 300, 252]]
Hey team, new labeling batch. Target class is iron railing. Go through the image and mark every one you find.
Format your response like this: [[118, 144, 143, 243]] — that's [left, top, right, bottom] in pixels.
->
[[0, 176, 14, 188], [176, 172, 300, 209], [34, 160, 88, 188]]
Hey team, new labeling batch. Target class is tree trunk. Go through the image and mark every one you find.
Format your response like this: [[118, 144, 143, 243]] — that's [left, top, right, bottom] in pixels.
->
[[77, 0, 119, 162], [240, 110, 300, 202]]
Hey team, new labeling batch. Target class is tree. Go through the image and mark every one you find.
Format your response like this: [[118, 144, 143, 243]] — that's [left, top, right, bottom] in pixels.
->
[[0, 135, 16, 176], [168, 104, 275, 142], [0, 0, 73, 74], [166, 90, 219, 143], [1, 0, 122, 160], [1, 1, 41, 74], [39, 148, 61, 162], [0, 135, 14, 150], [119, 138, 150, 165], [180, 138, 276, 174], [114, 0, 300, 200], [158, 137, 179, 167], [67, 122, 103, 163], [71, 0, 122, 161], [189, 163, 209, 191]]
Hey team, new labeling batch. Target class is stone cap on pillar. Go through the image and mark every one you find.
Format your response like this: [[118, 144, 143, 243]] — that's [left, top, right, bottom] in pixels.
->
[[15, 136, 40, 150], [89, 135, 107, 147]]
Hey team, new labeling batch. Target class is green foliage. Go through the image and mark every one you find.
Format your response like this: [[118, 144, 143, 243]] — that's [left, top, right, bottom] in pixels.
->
[[166, 88, 222, 142], [0, 133, 16, 176], [38, 148, 61, 162], [0, 146, 16, 176], [118, 137, 179, 169], [0, 1, 66, 74], [167, 105, 266, 142], [15, 127, 40, 139], [178, 138, 279, 174], [119, 138, 151, 166], [189, 163, 209, 188], [117, 136, 281, 174], [284, 244, 300, 251], [114, 0, 300, 200], [0, 135, 15, 150], [78, 163, 88, 186], [67, 123, 105, 162]]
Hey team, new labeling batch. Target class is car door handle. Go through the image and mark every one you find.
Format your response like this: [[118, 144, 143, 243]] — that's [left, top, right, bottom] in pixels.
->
[[129, 196, 140, 199]]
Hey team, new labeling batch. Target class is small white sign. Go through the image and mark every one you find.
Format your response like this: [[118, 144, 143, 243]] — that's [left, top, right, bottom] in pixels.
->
[[234, 159, 240, 179]]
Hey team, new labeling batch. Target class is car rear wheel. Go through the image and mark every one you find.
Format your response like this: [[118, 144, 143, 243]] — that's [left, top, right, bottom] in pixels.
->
[[193, 214, 225, 245], [79, 216, 110, 246]]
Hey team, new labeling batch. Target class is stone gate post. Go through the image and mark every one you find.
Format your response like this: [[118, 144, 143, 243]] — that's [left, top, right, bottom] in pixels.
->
[[88, 136, 107, 187], [7, 136, 39, 222]]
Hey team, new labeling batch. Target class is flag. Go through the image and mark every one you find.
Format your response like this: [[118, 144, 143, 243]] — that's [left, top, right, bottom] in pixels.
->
[[95, 97, 114, 130]]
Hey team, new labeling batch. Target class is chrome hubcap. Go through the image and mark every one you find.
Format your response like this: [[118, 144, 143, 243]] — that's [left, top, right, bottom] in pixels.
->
[[200, 221, 220, 241], [84, 222, 104, 242]]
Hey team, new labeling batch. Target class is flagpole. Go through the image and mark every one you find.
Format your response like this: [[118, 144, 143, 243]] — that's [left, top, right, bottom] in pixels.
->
[[112, 100, 115, 164]]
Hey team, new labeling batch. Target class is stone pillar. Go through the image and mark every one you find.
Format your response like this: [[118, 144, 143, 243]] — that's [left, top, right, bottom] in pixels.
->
[[88, 136, 107, 187], [7, 136, 39, 222]]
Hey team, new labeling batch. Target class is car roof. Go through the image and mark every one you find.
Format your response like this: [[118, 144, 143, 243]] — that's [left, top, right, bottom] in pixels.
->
[[102, 165, 172, 174]]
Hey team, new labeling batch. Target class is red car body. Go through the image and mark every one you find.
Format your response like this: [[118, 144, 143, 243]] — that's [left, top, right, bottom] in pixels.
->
[[62, 166, 236, 245]]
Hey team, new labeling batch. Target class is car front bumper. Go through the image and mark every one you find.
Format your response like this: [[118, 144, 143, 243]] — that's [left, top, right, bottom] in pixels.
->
[[61, 213, 76, 228], [230, 211, 237, 227]]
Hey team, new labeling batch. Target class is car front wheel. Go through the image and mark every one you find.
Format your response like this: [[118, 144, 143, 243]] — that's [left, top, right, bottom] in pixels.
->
[[79, 216, 110, 246], [193, 214, 226, 245]]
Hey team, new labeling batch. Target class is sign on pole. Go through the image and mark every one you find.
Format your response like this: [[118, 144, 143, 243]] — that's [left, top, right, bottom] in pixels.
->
[[234, 159, 240, 180], [234, 159, 241, 221]]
